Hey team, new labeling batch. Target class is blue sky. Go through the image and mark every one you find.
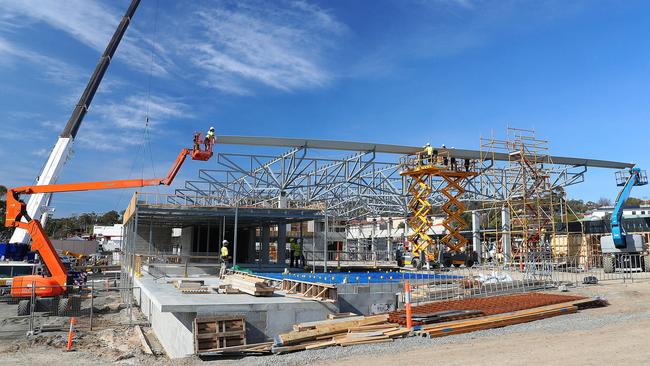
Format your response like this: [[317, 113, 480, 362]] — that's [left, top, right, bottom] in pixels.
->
[[1, 0, 649, 217]]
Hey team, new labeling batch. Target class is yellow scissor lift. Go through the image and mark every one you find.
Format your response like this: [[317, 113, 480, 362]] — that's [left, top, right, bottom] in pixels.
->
[[401, 149, 478, 269]]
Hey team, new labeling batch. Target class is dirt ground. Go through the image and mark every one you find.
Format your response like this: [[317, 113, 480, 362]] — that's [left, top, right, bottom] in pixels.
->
[[0, 279, 648, 366]]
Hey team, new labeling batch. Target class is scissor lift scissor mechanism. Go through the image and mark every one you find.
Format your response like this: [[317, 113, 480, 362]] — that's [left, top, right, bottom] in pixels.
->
[[401, 150, 478, 268]]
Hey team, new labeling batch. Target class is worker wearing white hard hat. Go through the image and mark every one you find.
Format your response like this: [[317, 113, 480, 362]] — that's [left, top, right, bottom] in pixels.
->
[[220, 239, 229, 265], [204, 126, 215, 150]]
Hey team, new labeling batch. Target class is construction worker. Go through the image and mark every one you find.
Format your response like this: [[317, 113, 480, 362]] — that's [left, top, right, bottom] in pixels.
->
[[204, 126, 215, 151], [220, 239, 229, 266], [424, 143, 433, 165], [290, 239, 301, 268]]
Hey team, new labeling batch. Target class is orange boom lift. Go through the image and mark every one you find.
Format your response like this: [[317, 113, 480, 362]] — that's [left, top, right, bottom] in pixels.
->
[[4, 134, 213, 309]]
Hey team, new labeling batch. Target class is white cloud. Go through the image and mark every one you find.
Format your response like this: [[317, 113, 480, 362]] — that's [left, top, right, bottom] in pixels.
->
[[0, 0, 171, 76], [0, 36, 82, 85], [93, 94, 190, 130], [179, 0, 346, 94], [32, 148, 50, 157]]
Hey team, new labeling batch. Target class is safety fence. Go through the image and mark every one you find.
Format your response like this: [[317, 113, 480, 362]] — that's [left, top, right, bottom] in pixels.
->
[[0, 279, 141, 339], [397, 253, 650, 308]]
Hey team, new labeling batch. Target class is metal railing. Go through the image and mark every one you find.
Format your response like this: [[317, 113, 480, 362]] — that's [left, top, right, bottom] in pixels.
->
[[0, 281, 141, 338], [396, 253, 650, 308]]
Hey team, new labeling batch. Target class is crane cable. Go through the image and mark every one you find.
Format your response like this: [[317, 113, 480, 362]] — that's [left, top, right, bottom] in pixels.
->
[[142, 0, 161, 195], [114, 0, 161, 212]]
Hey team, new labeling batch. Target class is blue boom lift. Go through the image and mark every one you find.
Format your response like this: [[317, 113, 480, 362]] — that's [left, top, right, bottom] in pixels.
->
[[600, 167, 650, 273]]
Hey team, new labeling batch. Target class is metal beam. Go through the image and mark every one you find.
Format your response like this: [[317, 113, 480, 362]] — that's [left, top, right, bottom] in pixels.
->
[[215, 135, 634, 169]]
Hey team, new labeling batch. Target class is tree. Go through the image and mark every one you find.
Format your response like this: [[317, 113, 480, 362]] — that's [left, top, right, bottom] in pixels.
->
[[625, 197, 643, 207], [99, 210, 120, 225], [597, 197, 612, 207]]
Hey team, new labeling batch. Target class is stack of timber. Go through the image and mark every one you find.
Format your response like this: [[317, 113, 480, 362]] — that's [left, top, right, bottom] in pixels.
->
[[223, 273, 274, 296], [213, 284, 241, 294], [414, 300, 605, 338], [402, 309, 484, 324], [193, 315, 274, 355], [272, 314, 409, 354]]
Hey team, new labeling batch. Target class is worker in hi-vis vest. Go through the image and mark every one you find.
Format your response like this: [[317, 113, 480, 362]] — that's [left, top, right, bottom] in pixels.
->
[[290, 239, 301, 268], [204, 126, 215, 150], [221, 240, 229, 265], [423, 143, 433, 165]]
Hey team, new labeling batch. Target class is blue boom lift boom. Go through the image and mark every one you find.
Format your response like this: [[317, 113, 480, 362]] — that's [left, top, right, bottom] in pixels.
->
[[600, 167, 650, 273]]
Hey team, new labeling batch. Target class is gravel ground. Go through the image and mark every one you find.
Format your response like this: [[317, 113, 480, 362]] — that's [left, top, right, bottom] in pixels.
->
[[1, 281, 648, 366]]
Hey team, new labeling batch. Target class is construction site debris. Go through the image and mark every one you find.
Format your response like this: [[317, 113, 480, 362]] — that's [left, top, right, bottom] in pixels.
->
[[133, 325, 153, 355]]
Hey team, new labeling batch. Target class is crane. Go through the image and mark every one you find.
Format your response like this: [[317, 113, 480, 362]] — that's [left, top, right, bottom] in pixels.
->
[[10, 0, 141, 244], [600, 167, 650, 273], [4, 134, 213, 315]]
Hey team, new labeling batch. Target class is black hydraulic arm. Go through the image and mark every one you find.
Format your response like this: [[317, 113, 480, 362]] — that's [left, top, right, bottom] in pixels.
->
[[61, 0, 141, 138]]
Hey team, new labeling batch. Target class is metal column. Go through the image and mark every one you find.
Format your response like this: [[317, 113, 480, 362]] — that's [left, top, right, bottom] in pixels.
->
[[501, 206, 511, 265], [324, 199, 329, 272], [472, 210, 481, 264], [261, 225, 270, 265], [277, 223, 287, 267], [233, 204, 239, 266]]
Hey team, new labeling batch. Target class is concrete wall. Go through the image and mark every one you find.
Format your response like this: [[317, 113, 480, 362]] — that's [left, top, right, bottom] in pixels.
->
[[137, 286, 195, 358], [135, 224, 172, 254], [197, 301, 335, 344], [180, 226, 193, 255], [337, 283, 401, 315], [135, 277, 337, 359]]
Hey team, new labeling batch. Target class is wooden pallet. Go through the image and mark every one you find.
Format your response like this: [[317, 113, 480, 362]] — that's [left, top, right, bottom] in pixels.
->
[[193, 315, 246, 354]]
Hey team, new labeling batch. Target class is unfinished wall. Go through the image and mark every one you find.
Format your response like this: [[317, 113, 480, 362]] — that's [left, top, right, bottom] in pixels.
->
[[135, 225, 172, 254]]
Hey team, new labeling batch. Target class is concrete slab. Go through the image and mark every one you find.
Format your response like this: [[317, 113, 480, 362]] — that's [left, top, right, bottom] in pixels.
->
[[136, 275, 329, 312], [134, 273, 336, 358]]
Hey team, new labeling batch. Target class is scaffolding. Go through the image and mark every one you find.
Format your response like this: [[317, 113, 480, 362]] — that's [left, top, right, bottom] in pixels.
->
[[479, 128, 562, 276]]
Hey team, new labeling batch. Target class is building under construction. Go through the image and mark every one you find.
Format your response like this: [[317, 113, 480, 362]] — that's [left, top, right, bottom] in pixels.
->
[[105, 127, 650, 357], [3, 0, 650, 362]]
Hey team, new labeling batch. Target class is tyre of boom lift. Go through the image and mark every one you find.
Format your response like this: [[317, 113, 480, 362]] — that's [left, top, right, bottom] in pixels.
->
[[17, 299, 31, 316], [58, 297, 71, 316], [603, 255, 615, 274], [465, 258, 475, 268], [442, 255, 453, 268]]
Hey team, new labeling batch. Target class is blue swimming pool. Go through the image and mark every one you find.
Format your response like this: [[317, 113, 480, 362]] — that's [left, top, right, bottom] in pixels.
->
[[254, 271, 461, 284]]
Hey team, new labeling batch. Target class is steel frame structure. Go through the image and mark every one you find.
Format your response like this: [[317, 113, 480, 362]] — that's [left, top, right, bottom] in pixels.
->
[[162, 133, 620, 227], [173, 147, 406, 220]]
